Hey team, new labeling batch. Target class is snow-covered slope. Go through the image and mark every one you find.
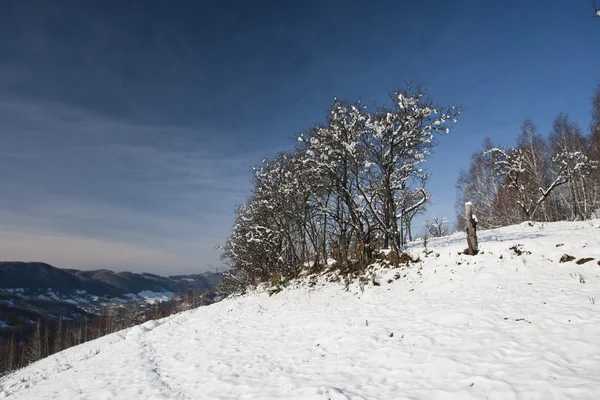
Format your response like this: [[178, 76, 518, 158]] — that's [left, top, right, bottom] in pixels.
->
[[2, 220, 600, 399]]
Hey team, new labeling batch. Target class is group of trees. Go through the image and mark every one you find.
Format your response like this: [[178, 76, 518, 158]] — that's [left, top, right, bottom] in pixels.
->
[[223, 85, 460, 286], [456, 85, 600, 230], [0, 289, 207, 377]]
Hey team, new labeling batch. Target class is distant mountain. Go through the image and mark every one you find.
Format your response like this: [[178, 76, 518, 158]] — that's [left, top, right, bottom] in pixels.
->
[[0, 262, 121, 297], [0, 262, 223, 340], [0, 262, 222, 297]]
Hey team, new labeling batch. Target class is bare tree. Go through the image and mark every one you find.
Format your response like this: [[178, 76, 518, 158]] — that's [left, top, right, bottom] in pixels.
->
[[0, 336, 17, 376], [455, 138, 512, 229], [549, 114, 597, 220], [6, 336, 15, 373], [459, 107, 600, 230], [588, 85, 600, 215], [485, 144, 595, 221], [401, 175, 430, 242], [24, 321, 42, 366], [425, 216, 449, 237]]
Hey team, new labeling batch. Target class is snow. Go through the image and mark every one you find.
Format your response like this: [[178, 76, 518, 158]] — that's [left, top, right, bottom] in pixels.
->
[[2, 220, 600, 399], [136, 290, 174, 304], [63, 298, 82, 305], [45, 289, 60, 301], [3, 288, 24, 294]]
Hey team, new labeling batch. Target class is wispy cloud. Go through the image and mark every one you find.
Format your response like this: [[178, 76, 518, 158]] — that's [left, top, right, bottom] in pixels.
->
[[0, 97, 261, 273]]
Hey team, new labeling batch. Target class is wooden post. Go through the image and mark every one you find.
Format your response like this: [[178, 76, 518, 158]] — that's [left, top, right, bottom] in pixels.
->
[[465, 202, 479, 255]]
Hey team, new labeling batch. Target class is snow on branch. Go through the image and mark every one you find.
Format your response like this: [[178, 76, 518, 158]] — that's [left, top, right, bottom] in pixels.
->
[[222, 84, 461, 283], [424, 216, 449, 237], [483, 144, 598, 221]]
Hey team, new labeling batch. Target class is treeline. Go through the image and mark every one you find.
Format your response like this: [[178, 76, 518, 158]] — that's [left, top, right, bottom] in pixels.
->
[[456, 85, 600, 229], [222, 85, 460, 288], [0, 289, 206, 377]]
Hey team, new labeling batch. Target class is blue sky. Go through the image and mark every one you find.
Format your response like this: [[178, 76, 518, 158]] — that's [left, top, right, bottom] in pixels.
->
[[0, 1, 598, 274]]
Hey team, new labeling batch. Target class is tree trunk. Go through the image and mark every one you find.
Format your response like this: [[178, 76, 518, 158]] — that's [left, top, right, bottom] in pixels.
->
[[465, 202, 479, 255]]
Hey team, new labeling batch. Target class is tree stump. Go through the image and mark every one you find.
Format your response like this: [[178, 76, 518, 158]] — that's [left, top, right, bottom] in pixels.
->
[[465, 202, 479, 255]]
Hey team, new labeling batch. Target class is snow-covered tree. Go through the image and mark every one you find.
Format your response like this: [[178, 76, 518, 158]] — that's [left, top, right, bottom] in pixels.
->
[[399, 174, 430, 242], [298, 100, 371, 267], [459, 109, 600, 229], [361, 86, 460, 252], [484, 143, 592, 221], [223, 84, 460, 284], [223, 150, 319, 281]]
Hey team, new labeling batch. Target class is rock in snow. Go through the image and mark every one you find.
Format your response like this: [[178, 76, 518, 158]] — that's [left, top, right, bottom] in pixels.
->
[[1, 219, 600, 399]]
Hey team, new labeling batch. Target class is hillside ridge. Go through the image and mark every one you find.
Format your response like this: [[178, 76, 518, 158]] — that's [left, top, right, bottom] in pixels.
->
[[0, 262, 221, 296], [1, 220, 599, 399]]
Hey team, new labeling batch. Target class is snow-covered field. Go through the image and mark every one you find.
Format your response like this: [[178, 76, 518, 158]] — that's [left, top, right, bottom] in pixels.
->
[[135, 290, 175, 304], [2, 220, 600, 399]]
